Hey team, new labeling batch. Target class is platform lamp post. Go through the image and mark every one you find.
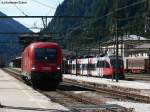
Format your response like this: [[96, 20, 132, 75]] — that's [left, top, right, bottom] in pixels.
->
[[98, 41, 101, 55], [75, 48, 79, 76], [97, 37, 102, 55], [112, 22, 119, 82]]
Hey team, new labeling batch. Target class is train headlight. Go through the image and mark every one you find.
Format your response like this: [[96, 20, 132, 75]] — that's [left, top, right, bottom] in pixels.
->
[[57, 66, 61, 70], [32, 64, 35, 70]]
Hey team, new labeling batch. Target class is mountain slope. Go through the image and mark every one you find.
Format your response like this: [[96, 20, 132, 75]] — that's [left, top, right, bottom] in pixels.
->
[[0, 11, 31, 65], [46, 0, 149, 49]]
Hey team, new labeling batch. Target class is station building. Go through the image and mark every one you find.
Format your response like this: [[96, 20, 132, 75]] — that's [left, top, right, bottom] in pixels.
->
[[100, 35, 150, 59]]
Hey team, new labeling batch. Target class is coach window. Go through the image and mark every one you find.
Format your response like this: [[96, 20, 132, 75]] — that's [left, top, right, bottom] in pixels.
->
[[77, 64, 80, 70], [82, 64, 87, 70], [68, 64, 72, 70], [73, 64, 76, 70], [84, 64, 88, 70], [88, 64, 96, 70]]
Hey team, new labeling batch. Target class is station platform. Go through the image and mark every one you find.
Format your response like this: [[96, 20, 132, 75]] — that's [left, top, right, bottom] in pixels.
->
[[0, 69, 69, 112], [63, 74, 150, 97]]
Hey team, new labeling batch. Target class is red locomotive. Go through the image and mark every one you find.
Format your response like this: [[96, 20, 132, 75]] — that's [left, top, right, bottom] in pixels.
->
[[21, 42, 62, 89]]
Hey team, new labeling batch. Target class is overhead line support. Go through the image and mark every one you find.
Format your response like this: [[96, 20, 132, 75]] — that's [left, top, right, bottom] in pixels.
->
[[0, 16, 95, 19]]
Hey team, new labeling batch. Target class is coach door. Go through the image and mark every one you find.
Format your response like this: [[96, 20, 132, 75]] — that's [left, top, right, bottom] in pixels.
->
[[96, 60, 104, 77]]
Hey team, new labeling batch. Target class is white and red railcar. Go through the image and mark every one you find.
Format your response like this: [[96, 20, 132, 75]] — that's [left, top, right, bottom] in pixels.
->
[[67, 55, 124, 79]]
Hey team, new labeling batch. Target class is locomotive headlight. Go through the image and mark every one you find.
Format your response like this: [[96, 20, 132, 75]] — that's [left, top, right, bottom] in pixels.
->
[[32, 64, 35, 70], [57, 66, 61, 70]]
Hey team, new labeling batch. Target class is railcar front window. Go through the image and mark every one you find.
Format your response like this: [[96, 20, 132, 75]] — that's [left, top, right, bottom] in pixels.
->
[[35, 48, 57, 63], [97, 61, 110, 68], [110, 59, 123, 68]]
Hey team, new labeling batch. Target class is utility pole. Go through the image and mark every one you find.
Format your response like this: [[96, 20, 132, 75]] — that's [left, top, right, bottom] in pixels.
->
[[99, 41, 100, 55], [114, 0, 119, 82], [115, 18, 119, 82], [146, 0, 150, 33], [147, 0, 150, 14]]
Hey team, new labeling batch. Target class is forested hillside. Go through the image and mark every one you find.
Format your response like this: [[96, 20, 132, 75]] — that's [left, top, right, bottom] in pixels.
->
[[0, 11, 31, 65], [45, 0, 149, 49]]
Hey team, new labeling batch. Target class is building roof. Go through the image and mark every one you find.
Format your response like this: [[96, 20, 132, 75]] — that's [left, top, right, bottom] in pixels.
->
[[101, 35, 150, 46], [135, 43, 150, 49], [128, 43, 150, 52], [62, 49, 75, 56], [111, 35, 149, 41], [119, 35, 149, 41]]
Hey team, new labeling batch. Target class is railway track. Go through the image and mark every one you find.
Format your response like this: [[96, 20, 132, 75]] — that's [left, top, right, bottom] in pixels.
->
[[63, 78, 150, 103], [4, 68, 150, 103], [2, 68, 134, 112], [125, 74, 150, 81], [43, 85, 132, 112]]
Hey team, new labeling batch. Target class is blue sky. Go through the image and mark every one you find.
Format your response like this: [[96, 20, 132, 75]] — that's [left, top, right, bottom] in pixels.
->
[[0, 0, 64, 32]]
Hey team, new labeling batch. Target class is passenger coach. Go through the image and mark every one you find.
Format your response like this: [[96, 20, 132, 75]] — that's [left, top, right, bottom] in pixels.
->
[[21, 42, 62, 89], [67, 55, 125, 79]]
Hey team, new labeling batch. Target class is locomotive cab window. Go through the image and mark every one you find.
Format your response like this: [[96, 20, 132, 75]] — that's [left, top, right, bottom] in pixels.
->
[[35, 48, 57, 63]]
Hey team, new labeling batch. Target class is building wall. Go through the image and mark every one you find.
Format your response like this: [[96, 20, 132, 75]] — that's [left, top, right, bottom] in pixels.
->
[[101, 42, 149, 59]]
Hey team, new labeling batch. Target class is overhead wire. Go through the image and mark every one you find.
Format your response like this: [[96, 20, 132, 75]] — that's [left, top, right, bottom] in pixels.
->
[[29, 0, 60, 30], [9, 0, 28, 16], [10, 0, 57, 30], [116, 0, 146, 12], [9, 0, 60, 30], [14, 5, 28, 16], [2, 0, 148, 32], [29, 0, 56, 9], [96, 0, 147, 21], [78, 0, 148, 53]]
